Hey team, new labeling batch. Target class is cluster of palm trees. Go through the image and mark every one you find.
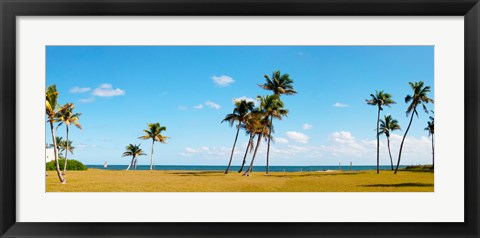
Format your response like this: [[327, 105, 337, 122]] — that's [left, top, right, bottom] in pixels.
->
[[122, 122, 169, 171], [46, 85, 82, 184], [222, 70, 296, 176], [367, 81, 434, 174]]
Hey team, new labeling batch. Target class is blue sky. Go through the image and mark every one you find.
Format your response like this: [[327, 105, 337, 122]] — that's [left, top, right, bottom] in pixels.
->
[[46, 46, 434, 166]]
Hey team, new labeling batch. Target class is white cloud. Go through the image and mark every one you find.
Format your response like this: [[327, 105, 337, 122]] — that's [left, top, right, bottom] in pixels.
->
[[233, 96, 259, 106], [205, 101, 221, 109], [70, 86, 91, 94], [194, 104, 204, 109], [212, 75, 235, 87], [333, 102, 348, 108], [177, 106, 188, 111], [78, 97, 95, 103], [180, 146, 234, 157], [274, 137, 289, 144], [302, 123, 313, 130], [286, 131, 309, 144], [92, 84, 125, 97]]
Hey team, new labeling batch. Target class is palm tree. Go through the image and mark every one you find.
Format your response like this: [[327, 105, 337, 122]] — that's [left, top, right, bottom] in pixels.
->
[[243, 110, 270, 176], [259, 70, 297, 96], [139, 123, 169, 171], [56, 103, 82, 175], [425, 111, 434, 169], [366, 90, 395, 174], [221, 99, 255, 174], [122, 144, 146, 171], [379, 115, 401, 170], [46, 85, 66, 183], [52, 136, 63, 156], [59, 140, 75, 158], [238, 112, 257, 173], [257, 94, 288, 175], [395, 81, 433, 174]]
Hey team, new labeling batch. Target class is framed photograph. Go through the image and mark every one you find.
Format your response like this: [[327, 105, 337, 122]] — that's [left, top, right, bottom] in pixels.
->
[[1, 0, 479, 237]]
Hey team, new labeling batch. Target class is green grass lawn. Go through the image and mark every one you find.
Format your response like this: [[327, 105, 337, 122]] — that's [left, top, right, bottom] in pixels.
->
[[46, 169, 434, 192]]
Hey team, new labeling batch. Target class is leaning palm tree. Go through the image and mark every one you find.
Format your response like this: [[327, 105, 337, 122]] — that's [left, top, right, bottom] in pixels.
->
[[238, 112, 258, 173], [46, 85, 66, 183], [243, 110, 270, 176], [56, 103, 82, 175], [221, 99, 255, 174], [122, 144, 146, 171], [366, 90, 395, 174], [259, 70, 297, 96], [257, 94, 288, 175], [395, 81, 433, 174], [139, 123, 169, 171], [425, 112, 434, 169], [379, 115, 401, 170]]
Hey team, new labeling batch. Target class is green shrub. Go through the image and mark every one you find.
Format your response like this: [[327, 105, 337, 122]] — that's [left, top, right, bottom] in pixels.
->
[[46, 158, 87, 171]]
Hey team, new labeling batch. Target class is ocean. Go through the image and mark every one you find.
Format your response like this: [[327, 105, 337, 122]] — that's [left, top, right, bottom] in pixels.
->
[[86, 165, 405, 172]]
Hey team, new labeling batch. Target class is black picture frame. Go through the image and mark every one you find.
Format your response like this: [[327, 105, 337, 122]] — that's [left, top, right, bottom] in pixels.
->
[[1, 0, 479, 237]]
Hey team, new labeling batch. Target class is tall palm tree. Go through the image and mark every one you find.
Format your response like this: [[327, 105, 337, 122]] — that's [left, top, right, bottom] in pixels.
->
[[243, 110, 270, 176], [56, 103, 82, 175], [46, 85, 66, 183], [221, 99, 255, 174], [139, 123, 169, 171], [366, 90, 395, 174], [257, 94, 288, 175], [122, 144, 146, 171], [259, 70, 297, 96], [238, 114, 256, 173], [395, 81, 433, 174], [425, 112, 434, 169], [379, 115, 401, 170]]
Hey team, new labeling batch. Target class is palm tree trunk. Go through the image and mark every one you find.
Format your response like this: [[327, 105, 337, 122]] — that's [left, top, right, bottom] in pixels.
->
[[266, 115, 273, 175], [431, 134, 435, 169], [134, 157, 138, 170], [243, 134, 262, 176], [50, 121, 66, 183], [376, 107, 380, 174], [387, 137, 394, 170], [126, 156, 135, 170], [149, 140, 155, 170], [238, 134, 253, 173], [225, 121, 241, 174], [394, 111, 415, 174], [63, 125, 69, 175]]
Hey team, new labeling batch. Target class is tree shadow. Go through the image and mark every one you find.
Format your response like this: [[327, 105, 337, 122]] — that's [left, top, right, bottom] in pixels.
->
[[170, 171, 223, 176], [361, 183, 433, 187]]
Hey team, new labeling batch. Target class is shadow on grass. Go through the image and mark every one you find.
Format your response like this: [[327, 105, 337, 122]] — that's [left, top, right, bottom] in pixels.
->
[[361, 183, 433, 187], [171, 171, 224, 176]]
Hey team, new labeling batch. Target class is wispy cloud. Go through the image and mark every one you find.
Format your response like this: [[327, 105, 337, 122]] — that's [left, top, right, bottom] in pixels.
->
[[212, 75, 235, 87], [333, 102, 348, 108], [78, 97, 95, 103], [180, 146, 234, 157], [302, 123, 313, 130], [177, 106, 188, 111], [274, 137, 289, 144], [70, 86, 91, 94], [205, 101, 221, 109], [194, 104, 204, 109], [286, 131, 309, 144], [92, 84, 125, 97]]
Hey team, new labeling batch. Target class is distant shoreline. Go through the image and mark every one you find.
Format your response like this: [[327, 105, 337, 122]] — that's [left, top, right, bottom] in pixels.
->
[[86, 164, 409, 172]]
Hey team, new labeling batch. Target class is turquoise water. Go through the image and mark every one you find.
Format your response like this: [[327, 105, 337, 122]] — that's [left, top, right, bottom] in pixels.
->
[[86, 165, 404, 172]]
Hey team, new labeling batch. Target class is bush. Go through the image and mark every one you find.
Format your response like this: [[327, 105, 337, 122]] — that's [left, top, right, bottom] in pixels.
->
[[46, 158, 88, 171]]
